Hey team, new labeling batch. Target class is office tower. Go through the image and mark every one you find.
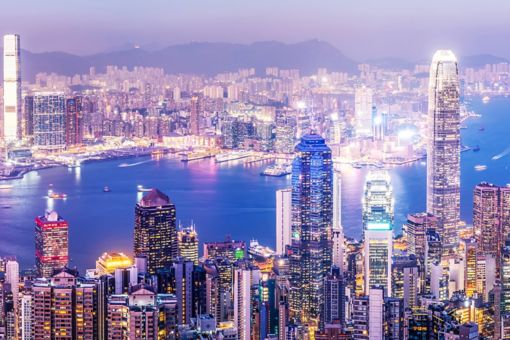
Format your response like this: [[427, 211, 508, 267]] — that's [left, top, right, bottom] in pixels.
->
[[332, 170, 345, 271], [3, 34, 21, 143], [424, 229, 442, 290], [369, 286, 384, 339], [203, 236, 246, 262], [32, 269, 98, 339], [384, 298, 404, 340], [203, 258, 233, 323], [391, 255, 419, 309], [33, 92, 67, 150], [20, 293, 32, 340], [173, 259, 207, 326], [65, 96, 83, 147], [190, 95, 200, 135], [475, 253, 496, 302], [321, 266, 345, 328], [473, 182, 510, 260], [5, 260, 18, 316], [178, 225, 199, 265], [23, 95, 34, 140], [405, 212, 437, 261], [363, 170, 394, 296], [426, 50, 461, 248], [134, 188, 177, 274], [354, 85, 373, 137], [233, 262, 260, 340], [289, 134, 333, 323], [95, 252, 132, 276], [462, 239, 477, 297], [274, 113, 296, 154], [35, 210, 69, 277], [502, 245, 510, 313], [276, 188, 292, 255]]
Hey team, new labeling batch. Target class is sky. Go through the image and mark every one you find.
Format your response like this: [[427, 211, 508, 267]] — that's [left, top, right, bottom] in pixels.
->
[[1, 0, 509, 60]]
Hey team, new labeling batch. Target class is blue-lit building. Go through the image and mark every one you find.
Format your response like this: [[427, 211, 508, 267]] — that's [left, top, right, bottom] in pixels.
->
[[33, 92, 66, 151], [289, 134, 333, 323]]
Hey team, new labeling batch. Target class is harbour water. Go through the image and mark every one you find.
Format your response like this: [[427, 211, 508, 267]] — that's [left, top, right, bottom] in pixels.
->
[[0, 98, 509, 271]]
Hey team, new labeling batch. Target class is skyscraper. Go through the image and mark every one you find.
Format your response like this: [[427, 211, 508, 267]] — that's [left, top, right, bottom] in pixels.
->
[[190, 95, 200, 135], [354, 85, 373, 137], [276, 188, 292, 256], [35, 210, 69, 277], [363, 170, 394, 296], [177, 225, 199, 265], [405, 212, 437, 261], [427, 50, 461, 249], [33, 92, 67, 151], [65, 96, 83, 147], [289, 134, 333, 323], [134, 188, 177, 274], [332, 170, 344, 271], [2, 34, 21, 143]]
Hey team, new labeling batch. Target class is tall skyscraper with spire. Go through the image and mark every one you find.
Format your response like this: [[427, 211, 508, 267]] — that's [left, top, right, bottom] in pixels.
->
[[3, 34, 21, 143], [289, 134, 333, 323], [426, 50, 461, 249]]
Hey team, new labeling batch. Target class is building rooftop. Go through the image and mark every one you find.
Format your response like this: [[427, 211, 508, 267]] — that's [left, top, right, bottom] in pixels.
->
[[139, 188, 172, 207]]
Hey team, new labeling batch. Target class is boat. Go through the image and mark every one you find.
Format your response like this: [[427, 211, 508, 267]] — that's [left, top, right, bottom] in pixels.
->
[[482, 96, 490, 104], [0, 184, 14, 190], [47, 189, 67, 199], [260, 164, 291, 177], [248, 240, 275, 260], [103, 186, 111, 192], [479, 126, 485, 132], [472, 145, 480, 152], [137, 185, 152, 192], [215, 151, 251, 163], [474, 165, 487, 172], [180, 151, 212, 162]]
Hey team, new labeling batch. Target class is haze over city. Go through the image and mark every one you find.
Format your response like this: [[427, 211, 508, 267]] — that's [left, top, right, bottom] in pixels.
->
[[1, 2, 510, 339]]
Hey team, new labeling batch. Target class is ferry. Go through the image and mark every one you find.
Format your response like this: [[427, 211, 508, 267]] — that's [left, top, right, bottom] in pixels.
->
[[260, 164, 291, 177], [180, 151, 212, 162], [474, 165, 487, 172], [47, 189, 67, 199], [482, 96, 490, 104], [103, 186, 111, 193], [137, 185, 152, 192], [248, 240, 275, 260], [0, 184, 14, 190], [472, 145, 480, 152], [479, 126, 485, 132], [215, 151, 251, 163]]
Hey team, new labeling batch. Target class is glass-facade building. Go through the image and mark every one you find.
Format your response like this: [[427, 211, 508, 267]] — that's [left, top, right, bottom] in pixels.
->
[[363, 170, 394, 296], [427, 50, 461, 249], [134, 188, 177, 275], [289, 134, 333, 323], [3, 34, 21, 143], [33, 92, 66, 150]]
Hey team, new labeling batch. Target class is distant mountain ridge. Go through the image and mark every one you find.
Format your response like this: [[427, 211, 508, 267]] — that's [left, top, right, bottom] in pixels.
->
[[0, 40, 359, 81], [0, 40, 508, 81]]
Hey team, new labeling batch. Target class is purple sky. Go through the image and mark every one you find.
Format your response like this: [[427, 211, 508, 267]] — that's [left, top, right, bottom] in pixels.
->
[[1, 0, 509, 60]]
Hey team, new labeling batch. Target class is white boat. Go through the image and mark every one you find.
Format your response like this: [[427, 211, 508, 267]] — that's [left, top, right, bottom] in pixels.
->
[[474, 165, 487, 172], [482, 96, 490, 104], [0, 184, 14, 189]]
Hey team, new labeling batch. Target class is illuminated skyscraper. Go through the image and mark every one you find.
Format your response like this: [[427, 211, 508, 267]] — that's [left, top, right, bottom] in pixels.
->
[[35, 210, 69, 277], [2, 34, 21, 143], [95, 252, 133, 276], [289, 134, 333, 322], [363, 170, 394, 296], [65, 96, 83, 147], [134, 188, 177, 275], [354, 85, 373, 137], [33, 92, 67, 151], [275, 188, 292, 256], [426, 50, 461, 248], [190, 95, 200, 135], [177, 225, 199, 265], [405, 212, 437, 262], [332, 170, 344, 271]]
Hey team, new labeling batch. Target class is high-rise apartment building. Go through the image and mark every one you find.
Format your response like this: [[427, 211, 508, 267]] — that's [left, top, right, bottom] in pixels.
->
[[190, 95, 200, 135], [3, 34, 21, 143], [35, 210, 69, 277], [405, 212, 437, 261], [289, 134, 333, 323], [65, 96, 83, 147], [276, 188, 292, 255], [426, 50, 461, 248], [33, 92, 67, 150], [134, 188, 177, 274]]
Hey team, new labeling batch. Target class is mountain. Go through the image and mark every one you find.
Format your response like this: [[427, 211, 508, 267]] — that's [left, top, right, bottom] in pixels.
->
[[0, 40, 359, 81], [459, 54, 509, 68]]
